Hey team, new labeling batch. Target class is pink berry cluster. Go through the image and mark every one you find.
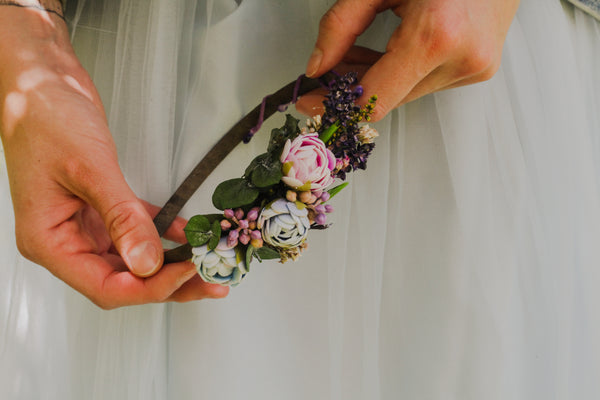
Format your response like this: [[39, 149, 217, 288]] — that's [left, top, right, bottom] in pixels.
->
[[285, 190, 334, 226], [221, 208, 263, 248]]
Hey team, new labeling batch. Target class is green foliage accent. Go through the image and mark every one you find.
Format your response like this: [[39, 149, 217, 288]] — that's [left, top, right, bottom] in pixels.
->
[[212, 178, 260, 210], [184, 215, 221, 247], [245, 153, 283, 188], [282, 161, 294, 176], [296, 182, 311, 192], [255, 246, 281, 261], [245, 245, 281, 265], [208, 220, 222, 250], [294, 201, 306, 210], [319, 121, 339, 144], [246, 245, 255, 270], [327, 182, 349, 199], [267, 114, 300, 155]]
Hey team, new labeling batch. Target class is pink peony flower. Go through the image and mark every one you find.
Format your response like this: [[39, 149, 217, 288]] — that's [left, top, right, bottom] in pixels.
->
[[280, 133, 335, 191]]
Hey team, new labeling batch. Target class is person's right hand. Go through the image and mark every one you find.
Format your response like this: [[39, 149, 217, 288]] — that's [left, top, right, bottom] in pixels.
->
[[297, 0, 520, 121], [0, 6, 228, 309]]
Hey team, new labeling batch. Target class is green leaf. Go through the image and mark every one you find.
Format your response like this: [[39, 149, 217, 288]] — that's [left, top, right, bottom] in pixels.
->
[[267, 114, 300, 155], [327, 182, 349, 199], [246, 245, 255, 268], [319, 121, 339, 144], [255, 246, 281, 260], [212, 178, 260, 210], [183, 215, 212, 247], [252, 160, 283, 188], [207, 220, 222, 250], [208, 234, 220, 251], [245, 153, 283, 188], [244, 153, 266, 177], [283, 114, 301, 135]]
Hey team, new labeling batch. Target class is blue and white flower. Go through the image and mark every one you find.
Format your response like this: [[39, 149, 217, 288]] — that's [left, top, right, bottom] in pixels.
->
[[192, 237, 247, 287], [258, 199, 310, 249]]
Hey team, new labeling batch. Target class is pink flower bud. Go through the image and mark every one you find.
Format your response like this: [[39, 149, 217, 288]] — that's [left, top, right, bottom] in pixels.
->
[[250, 230, 262, 240], [227, 230, 239, 247], [320, 192, 330, 202], [239, 219, 249, 229], [224, 209, 235, 219], [325, 204, 334, 213], [315, 204, 326, 214], [247, 208, 259, 221], [235, 208, 245, 220], [240, 233, 250, 245], [315, 213, 327, 225], [220, 220, 232, 231]]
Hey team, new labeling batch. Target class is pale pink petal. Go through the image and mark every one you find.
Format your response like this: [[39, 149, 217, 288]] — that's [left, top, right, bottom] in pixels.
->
[[280, 139, 292, 163]]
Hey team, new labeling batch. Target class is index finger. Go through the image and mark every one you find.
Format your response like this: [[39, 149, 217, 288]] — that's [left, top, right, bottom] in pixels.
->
[[306, 0, 381, 77]]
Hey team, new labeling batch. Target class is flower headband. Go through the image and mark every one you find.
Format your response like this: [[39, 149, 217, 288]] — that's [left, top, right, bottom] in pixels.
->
[[158, 72, 378, 287]]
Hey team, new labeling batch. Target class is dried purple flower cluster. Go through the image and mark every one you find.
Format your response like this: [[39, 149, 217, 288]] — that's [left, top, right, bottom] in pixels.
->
[[321, 72, 377, 180], [221, 207, 263, 249]]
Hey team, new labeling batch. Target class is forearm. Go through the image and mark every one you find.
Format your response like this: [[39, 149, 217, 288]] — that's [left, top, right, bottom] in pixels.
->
[[0, 2, 100, 142], [0, 0, 64, 19]]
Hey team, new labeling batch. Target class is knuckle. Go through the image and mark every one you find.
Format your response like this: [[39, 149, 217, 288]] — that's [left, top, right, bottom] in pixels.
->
[[420, 18, 462, 59], [461, 49, 497, 78], [85, 290, 116, 310], [319, 7, 344, 32], [104, 200, 145, 244], [61, 156, 93, 185], [92, 297, 116, 310], [15, 233, 34, 261], [146, 287, 170, 304], [15, 226, 41, 262], [319, 5, 361, 38]]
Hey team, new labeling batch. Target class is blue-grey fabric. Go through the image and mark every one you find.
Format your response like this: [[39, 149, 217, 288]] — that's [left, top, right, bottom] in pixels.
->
[[567, 0, 600, 19]]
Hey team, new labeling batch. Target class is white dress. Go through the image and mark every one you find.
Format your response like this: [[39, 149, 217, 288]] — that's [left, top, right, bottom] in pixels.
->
[[1, 0, 600, 399]]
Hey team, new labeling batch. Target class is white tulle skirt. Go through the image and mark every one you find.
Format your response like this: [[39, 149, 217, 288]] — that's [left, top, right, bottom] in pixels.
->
[[2, 0, 600, 399]]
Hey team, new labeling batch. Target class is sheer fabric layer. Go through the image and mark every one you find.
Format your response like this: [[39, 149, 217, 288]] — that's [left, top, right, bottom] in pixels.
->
[[1, 0, 600, 399]]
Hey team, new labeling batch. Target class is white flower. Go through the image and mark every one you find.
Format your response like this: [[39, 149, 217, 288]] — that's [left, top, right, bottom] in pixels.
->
[[356, 125, 379, 144], [192, 237, 247, 287], [258, 199, 310, 249]]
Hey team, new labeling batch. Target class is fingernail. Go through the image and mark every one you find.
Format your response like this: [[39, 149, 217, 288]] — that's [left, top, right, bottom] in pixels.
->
[[306, 48, 323, 77], [127, 242, 161, 277]]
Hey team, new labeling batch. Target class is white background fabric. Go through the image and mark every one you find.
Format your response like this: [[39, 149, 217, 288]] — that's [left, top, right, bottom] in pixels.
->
[[2, 0, 600, 399]]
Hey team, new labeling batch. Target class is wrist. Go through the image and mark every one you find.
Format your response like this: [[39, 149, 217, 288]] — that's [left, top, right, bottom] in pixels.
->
[[0, 3, 75, 83], [0, 0, 65, 19], [0, 3, 84, 98], [0, 5, 98, 143]]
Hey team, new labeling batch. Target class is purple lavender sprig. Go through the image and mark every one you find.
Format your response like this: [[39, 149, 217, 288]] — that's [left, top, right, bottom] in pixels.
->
[[320, 72, 377, 180]]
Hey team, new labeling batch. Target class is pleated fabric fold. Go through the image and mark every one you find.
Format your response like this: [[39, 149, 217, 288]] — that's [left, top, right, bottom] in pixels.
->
[[1, 0, 600, 399]]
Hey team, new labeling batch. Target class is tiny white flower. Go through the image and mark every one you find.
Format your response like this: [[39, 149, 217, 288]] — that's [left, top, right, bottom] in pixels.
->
[[258, 199, 310, 249], [356, 125, 379, 144], [192, 237, 247, 287]]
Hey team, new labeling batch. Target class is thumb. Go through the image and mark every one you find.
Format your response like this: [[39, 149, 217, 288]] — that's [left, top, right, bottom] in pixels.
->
[[306, 0, 380, 77], [63, 158, 164, 277]]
